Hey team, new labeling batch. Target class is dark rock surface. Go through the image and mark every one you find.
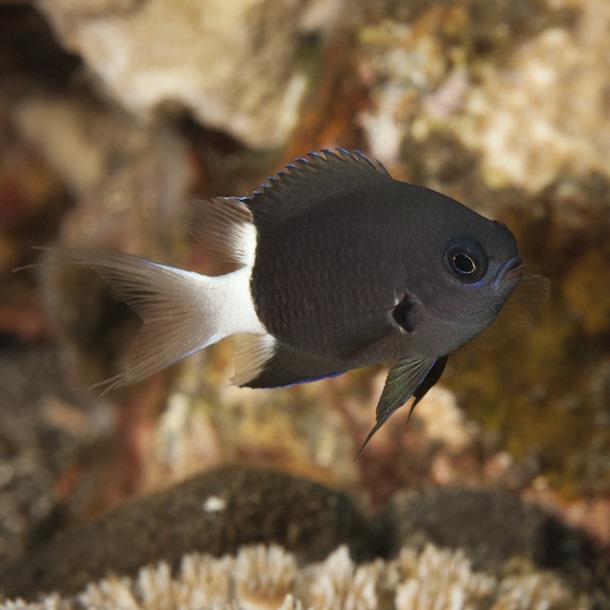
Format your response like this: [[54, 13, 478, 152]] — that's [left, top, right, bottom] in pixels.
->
[[0, 464, 384, 599], [384, 486, 596, 573]]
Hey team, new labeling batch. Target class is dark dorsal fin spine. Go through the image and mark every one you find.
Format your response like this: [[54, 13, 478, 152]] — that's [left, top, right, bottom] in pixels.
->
[[244, 149, 393, 230]]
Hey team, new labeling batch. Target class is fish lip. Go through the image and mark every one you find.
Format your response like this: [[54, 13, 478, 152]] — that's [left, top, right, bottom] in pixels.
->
[[493, 255, 524, 291]]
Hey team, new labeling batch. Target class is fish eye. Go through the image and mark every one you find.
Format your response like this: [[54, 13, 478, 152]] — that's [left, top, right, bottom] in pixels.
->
[[443, 237, 488, 283], [453, 252, 476, 274]]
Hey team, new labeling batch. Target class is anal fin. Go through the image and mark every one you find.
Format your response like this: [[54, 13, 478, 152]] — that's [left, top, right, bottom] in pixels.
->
[[235, 339, 345, 389], [231, 333, 276, 387]]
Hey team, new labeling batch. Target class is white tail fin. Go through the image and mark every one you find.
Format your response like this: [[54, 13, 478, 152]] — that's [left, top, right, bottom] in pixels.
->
[[60, 250, 265, 393]]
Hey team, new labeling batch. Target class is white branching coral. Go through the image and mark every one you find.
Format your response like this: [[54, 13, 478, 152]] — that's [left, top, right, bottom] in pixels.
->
[[0, 598, 65, 610], [0, 543, 591, 610], [391, 545, 496, 610], [301, 545, 381, 610], [233, 544, 297, 610], [78, 553, 233, 610], [177, 552, 233, 605], [491, 572, 589, 610]]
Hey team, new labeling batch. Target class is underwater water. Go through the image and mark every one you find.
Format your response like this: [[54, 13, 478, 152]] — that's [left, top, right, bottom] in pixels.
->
[[0, 0, 608, 607]]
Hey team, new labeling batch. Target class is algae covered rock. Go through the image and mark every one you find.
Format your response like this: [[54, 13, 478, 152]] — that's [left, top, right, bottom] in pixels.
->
[[384, 486, 593, 574], [0, 464, 381, 599]]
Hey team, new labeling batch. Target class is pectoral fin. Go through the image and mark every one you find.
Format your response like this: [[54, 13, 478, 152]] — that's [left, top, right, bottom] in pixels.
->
[[410, 355, 449, 414], [473, 274, 551, 349], [354, 355, 443, 458]]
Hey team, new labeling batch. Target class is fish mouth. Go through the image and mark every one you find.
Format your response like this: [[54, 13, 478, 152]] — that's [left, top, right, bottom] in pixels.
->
[[493, 255, 524, 291]]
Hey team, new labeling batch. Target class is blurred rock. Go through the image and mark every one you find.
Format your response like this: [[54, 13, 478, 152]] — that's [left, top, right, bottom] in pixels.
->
[[11, 94, 196, 389], [348, 0, 610, 505], [0, 344, 114, 571], [385, 486, 592, 571], [35, 0, 343, 149], [450, 189, 610, 500], [13, 95, 193, 252], [0, 463, 384, 599], [0, 105, 70, 277], [0, 2, 609, 606], [0, 4, 81, 96]]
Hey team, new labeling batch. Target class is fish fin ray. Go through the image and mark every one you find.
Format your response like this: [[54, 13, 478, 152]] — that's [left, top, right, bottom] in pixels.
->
[[188, 197, 255, 265], [391, 295, 417, 333], [231, 333, 276, 386], [244, 149, 393, 230], [56, 250, 229, 392], [238, 341, 345, 388], [355, 356, 437, 458], [474, 274, 551, 350], [409, 354, 449, 416]]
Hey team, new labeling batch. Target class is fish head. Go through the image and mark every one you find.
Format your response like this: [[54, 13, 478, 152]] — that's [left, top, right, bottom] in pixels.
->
[[401, 211, 525, 355]]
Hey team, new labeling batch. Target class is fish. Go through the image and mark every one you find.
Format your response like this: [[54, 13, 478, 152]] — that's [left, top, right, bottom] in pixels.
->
[[50, 149, 550, 454]]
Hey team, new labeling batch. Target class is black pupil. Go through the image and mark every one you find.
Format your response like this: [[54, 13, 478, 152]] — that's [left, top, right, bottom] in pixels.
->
[[453, 252, 476, 274]]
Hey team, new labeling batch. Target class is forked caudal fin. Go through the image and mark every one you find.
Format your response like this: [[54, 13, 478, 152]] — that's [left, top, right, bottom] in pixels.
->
[[48, 249, 265, 393]]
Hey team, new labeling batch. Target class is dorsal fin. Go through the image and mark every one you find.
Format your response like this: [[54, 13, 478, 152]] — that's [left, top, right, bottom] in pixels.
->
[[188, 197, 255, 266], [244, 149, 393, 230]]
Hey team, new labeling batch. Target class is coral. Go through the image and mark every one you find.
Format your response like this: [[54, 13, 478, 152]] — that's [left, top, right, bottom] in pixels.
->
[[390, 545, 495, 609], [457, 4, 610, 193], [233, 545, 297, 609], [357, 0, 610, 194], [0, 543, 590, 610], [491, 572, 589, 610], [301, 546, 381, 610], [410, 386, 472, 451], [78, 553, 234, 609], [2, 0, 609, 604], [35, 0, 341, 149]]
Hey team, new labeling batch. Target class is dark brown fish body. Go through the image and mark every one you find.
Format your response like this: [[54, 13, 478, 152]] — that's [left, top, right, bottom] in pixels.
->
[[51, 150, 547, 453], [249, 156, 522, 386]]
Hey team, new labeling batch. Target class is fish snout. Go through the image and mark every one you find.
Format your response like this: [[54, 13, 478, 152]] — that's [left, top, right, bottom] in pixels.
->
[[493, 255, 524, 291]]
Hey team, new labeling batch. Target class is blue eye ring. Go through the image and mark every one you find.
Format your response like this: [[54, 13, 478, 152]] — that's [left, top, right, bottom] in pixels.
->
[[443, 237, 488, 283]]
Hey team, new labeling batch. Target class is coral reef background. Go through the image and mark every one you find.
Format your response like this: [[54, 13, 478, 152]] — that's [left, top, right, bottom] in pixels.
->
[[0, 0, 608, 606]]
